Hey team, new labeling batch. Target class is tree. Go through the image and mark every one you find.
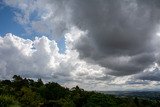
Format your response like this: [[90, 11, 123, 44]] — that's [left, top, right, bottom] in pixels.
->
[[0, 95, 20, 107], [13, 75, 23, 82], [36, 78, 44, 87], [19, 87, 42, 107]]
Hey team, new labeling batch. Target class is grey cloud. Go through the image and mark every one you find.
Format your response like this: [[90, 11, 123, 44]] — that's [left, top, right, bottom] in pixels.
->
[[125, 80, 149, 85], [136, 68, 160, 81], [70, 0, 160, 76], [105, 53, 155, 76]]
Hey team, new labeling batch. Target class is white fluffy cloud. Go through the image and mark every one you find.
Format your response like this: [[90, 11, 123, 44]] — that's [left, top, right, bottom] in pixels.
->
[[0, 33, 113, 90], [0, 33, 58, 79]]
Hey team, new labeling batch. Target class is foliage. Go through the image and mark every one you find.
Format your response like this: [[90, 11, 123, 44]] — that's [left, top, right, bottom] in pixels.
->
[[0, 95, 20, 107], [0, 75, 160, 107]]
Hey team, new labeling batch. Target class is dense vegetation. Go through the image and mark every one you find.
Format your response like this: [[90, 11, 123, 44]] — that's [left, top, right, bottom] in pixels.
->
[[0, 75, 160, 107]]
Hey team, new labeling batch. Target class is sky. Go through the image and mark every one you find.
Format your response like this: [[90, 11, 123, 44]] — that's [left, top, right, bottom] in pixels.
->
[[1, 0, 160, 91]]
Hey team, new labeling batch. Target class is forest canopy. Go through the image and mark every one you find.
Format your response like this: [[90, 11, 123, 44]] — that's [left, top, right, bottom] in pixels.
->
[[0, 75, 160, 107]]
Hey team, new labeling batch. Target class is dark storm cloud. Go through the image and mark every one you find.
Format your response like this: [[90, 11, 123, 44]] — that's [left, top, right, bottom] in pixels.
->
[[69, 0, 160, 76], [136, 68, 160, 81]]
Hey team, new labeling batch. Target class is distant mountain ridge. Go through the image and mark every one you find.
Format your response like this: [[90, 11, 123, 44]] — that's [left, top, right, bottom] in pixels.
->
[[100, 91, 160, 100]]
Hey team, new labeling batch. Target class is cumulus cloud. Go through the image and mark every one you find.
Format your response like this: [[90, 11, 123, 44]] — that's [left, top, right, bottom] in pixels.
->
[[3, 0, 160, 90], [0, 33, 112, 90], [6, 0, 160, 76], [0, 33, 160, 90], [0, 33, 59, 79], [71, 0, 160, 76]]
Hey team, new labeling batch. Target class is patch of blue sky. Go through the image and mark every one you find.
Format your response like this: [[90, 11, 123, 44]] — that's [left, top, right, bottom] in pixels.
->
[[30, 9, 41, 21], [0, 3, 26, 38], [56, 36, 66, 54], [0, 2, 66, 53]]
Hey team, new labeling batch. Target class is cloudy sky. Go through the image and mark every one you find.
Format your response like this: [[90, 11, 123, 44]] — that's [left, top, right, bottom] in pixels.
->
[[1, 0, 160, 91]]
